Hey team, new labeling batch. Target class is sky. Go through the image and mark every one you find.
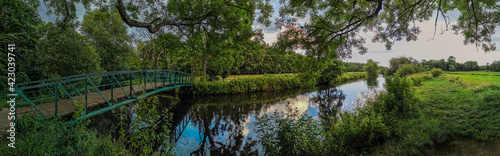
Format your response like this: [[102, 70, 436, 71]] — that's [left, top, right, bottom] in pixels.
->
[[37, 1, 500, 67]]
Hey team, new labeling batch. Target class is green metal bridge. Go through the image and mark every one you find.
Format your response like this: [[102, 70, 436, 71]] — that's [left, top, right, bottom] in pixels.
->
[[13, 70, 192, 124]]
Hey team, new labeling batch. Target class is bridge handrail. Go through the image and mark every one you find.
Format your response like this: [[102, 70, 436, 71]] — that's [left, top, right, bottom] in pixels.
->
[[15, 70, 192, 90]]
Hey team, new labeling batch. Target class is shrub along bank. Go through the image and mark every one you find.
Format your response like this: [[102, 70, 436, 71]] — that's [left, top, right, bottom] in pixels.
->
[[182, 73, 367, 95]]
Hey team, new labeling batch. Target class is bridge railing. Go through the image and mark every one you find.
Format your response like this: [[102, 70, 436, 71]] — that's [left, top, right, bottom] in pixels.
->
[[14, 70, 192, 122]]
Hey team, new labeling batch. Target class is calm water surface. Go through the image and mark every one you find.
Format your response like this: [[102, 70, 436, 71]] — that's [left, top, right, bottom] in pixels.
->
[[171, 76, 385, 155], [88, 76, 385, 155]]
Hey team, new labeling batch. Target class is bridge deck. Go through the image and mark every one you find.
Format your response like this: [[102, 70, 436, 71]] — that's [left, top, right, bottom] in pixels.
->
[[17, 82, 168, 119]]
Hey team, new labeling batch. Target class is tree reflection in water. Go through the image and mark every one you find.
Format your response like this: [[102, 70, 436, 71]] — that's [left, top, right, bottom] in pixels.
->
[[179, 89, 309, 156], [310, 86, 346, 129], [367, 76, 379, 90]]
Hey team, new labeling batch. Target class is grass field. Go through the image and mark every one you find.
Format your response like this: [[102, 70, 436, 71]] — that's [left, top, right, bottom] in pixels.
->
[[401, 71, 500, 155], [445, 71, 500, 85]]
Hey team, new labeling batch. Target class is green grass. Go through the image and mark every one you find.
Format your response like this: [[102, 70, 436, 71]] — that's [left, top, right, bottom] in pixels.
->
[[415, 75, 500, 141], [446, 71, 500, 76], [445, 72, 500, 85], [372, 72, 500, 155]]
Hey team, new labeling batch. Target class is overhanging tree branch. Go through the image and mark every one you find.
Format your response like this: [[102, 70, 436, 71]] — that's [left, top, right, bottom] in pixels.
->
[[116, 0, 205, 33]]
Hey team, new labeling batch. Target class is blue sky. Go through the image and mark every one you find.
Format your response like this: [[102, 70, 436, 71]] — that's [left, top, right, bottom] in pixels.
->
[[37, 1, 500, 67]]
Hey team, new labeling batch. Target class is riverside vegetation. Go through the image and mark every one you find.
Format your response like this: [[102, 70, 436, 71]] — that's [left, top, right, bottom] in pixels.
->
[[256, 71, 500, 155], [182, 72, 366, 95], [0, 97, 174, 155]]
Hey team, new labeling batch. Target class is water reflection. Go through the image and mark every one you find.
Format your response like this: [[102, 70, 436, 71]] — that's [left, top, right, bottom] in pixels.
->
[[87, 76, 386, 155], [310, 87, 345, 128], [171, 76, 386, 156]]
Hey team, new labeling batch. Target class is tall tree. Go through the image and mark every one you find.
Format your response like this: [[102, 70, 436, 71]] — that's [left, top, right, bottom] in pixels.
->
[[81, 9, 133, 71], [1, 0, 44, 82], [364, 59, 380, 79], [38, 23, 103, 78]]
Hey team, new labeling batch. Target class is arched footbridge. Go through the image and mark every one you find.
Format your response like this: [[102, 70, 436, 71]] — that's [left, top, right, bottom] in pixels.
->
[[13, 70, 192, 124]]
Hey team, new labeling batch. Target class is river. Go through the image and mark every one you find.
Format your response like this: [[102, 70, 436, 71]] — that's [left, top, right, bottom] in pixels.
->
[[171, 76, 385, 155], [88, 75, 385, 155]]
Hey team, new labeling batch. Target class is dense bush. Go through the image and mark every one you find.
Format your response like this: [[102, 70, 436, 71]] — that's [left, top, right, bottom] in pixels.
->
[[395, 62, 422, 77], [430, 68, 443, 77], [327, 112, 390, 154], [371, 75, 421, 120], [0, 114, 129, 155], [256, 110, 326, 156]]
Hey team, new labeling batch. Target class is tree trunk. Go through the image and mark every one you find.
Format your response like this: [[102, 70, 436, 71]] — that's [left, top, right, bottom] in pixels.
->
[[156, 57, 159, 69], [202, 58, 207, 77]]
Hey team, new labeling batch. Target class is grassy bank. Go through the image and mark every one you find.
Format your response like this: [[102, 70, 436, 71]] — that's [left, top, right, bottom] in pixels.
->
[[256, 72, 500, 155], [182, 72, 366, 95], [372, 72, 500, 155]]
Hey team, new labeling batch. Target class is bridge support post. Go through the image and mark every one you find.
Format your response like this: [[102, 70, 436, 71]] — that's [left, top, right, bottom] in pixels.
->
[[143, 72, 146, 92], [85, 78, 88, 114], [154, 71, 157, 90], [111, 77, 113, 106], [54, 84, 58, 116], [129, 73, 133, 98]]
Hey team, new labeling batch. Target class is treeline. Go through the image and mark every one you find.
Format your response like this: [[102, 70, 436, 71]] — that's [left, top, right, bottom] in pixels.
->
[[382, 56, 499, 77], [423, 56, 478, 71], [345, 62, 366, 72]]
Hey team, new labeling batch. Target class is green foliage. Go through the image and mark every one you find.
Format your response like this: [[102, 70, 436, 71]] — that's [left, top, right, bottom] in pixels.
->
[[81, 9, 133, 71], [395, 62, 422, 77], [33, 23, 103, 79], [256, 109, 326, 156], [422, 56, 486, 72], [488, 60, 500, 72], [374, 75, 421, 119], [345, 62, 366, 72], [184, 75, 303, 95], [327, 112, 390, 154], [408, 73, 432, 86], [411, 76, 423, 86], [431, 68, 443, 77], [0, 114, 130, 155], [386, 56, 422, 76], [334, 72, 367, 85], [363, 59, 379, 79], [319, 60, 346, 84], [124, 97, 174, 155]]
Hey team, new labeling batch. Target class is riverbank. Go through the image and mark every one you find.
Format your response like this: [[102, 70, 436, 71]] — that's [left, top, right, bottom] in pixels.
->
[[255, 72, 500, 155], [182, 72, 367, 95]]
